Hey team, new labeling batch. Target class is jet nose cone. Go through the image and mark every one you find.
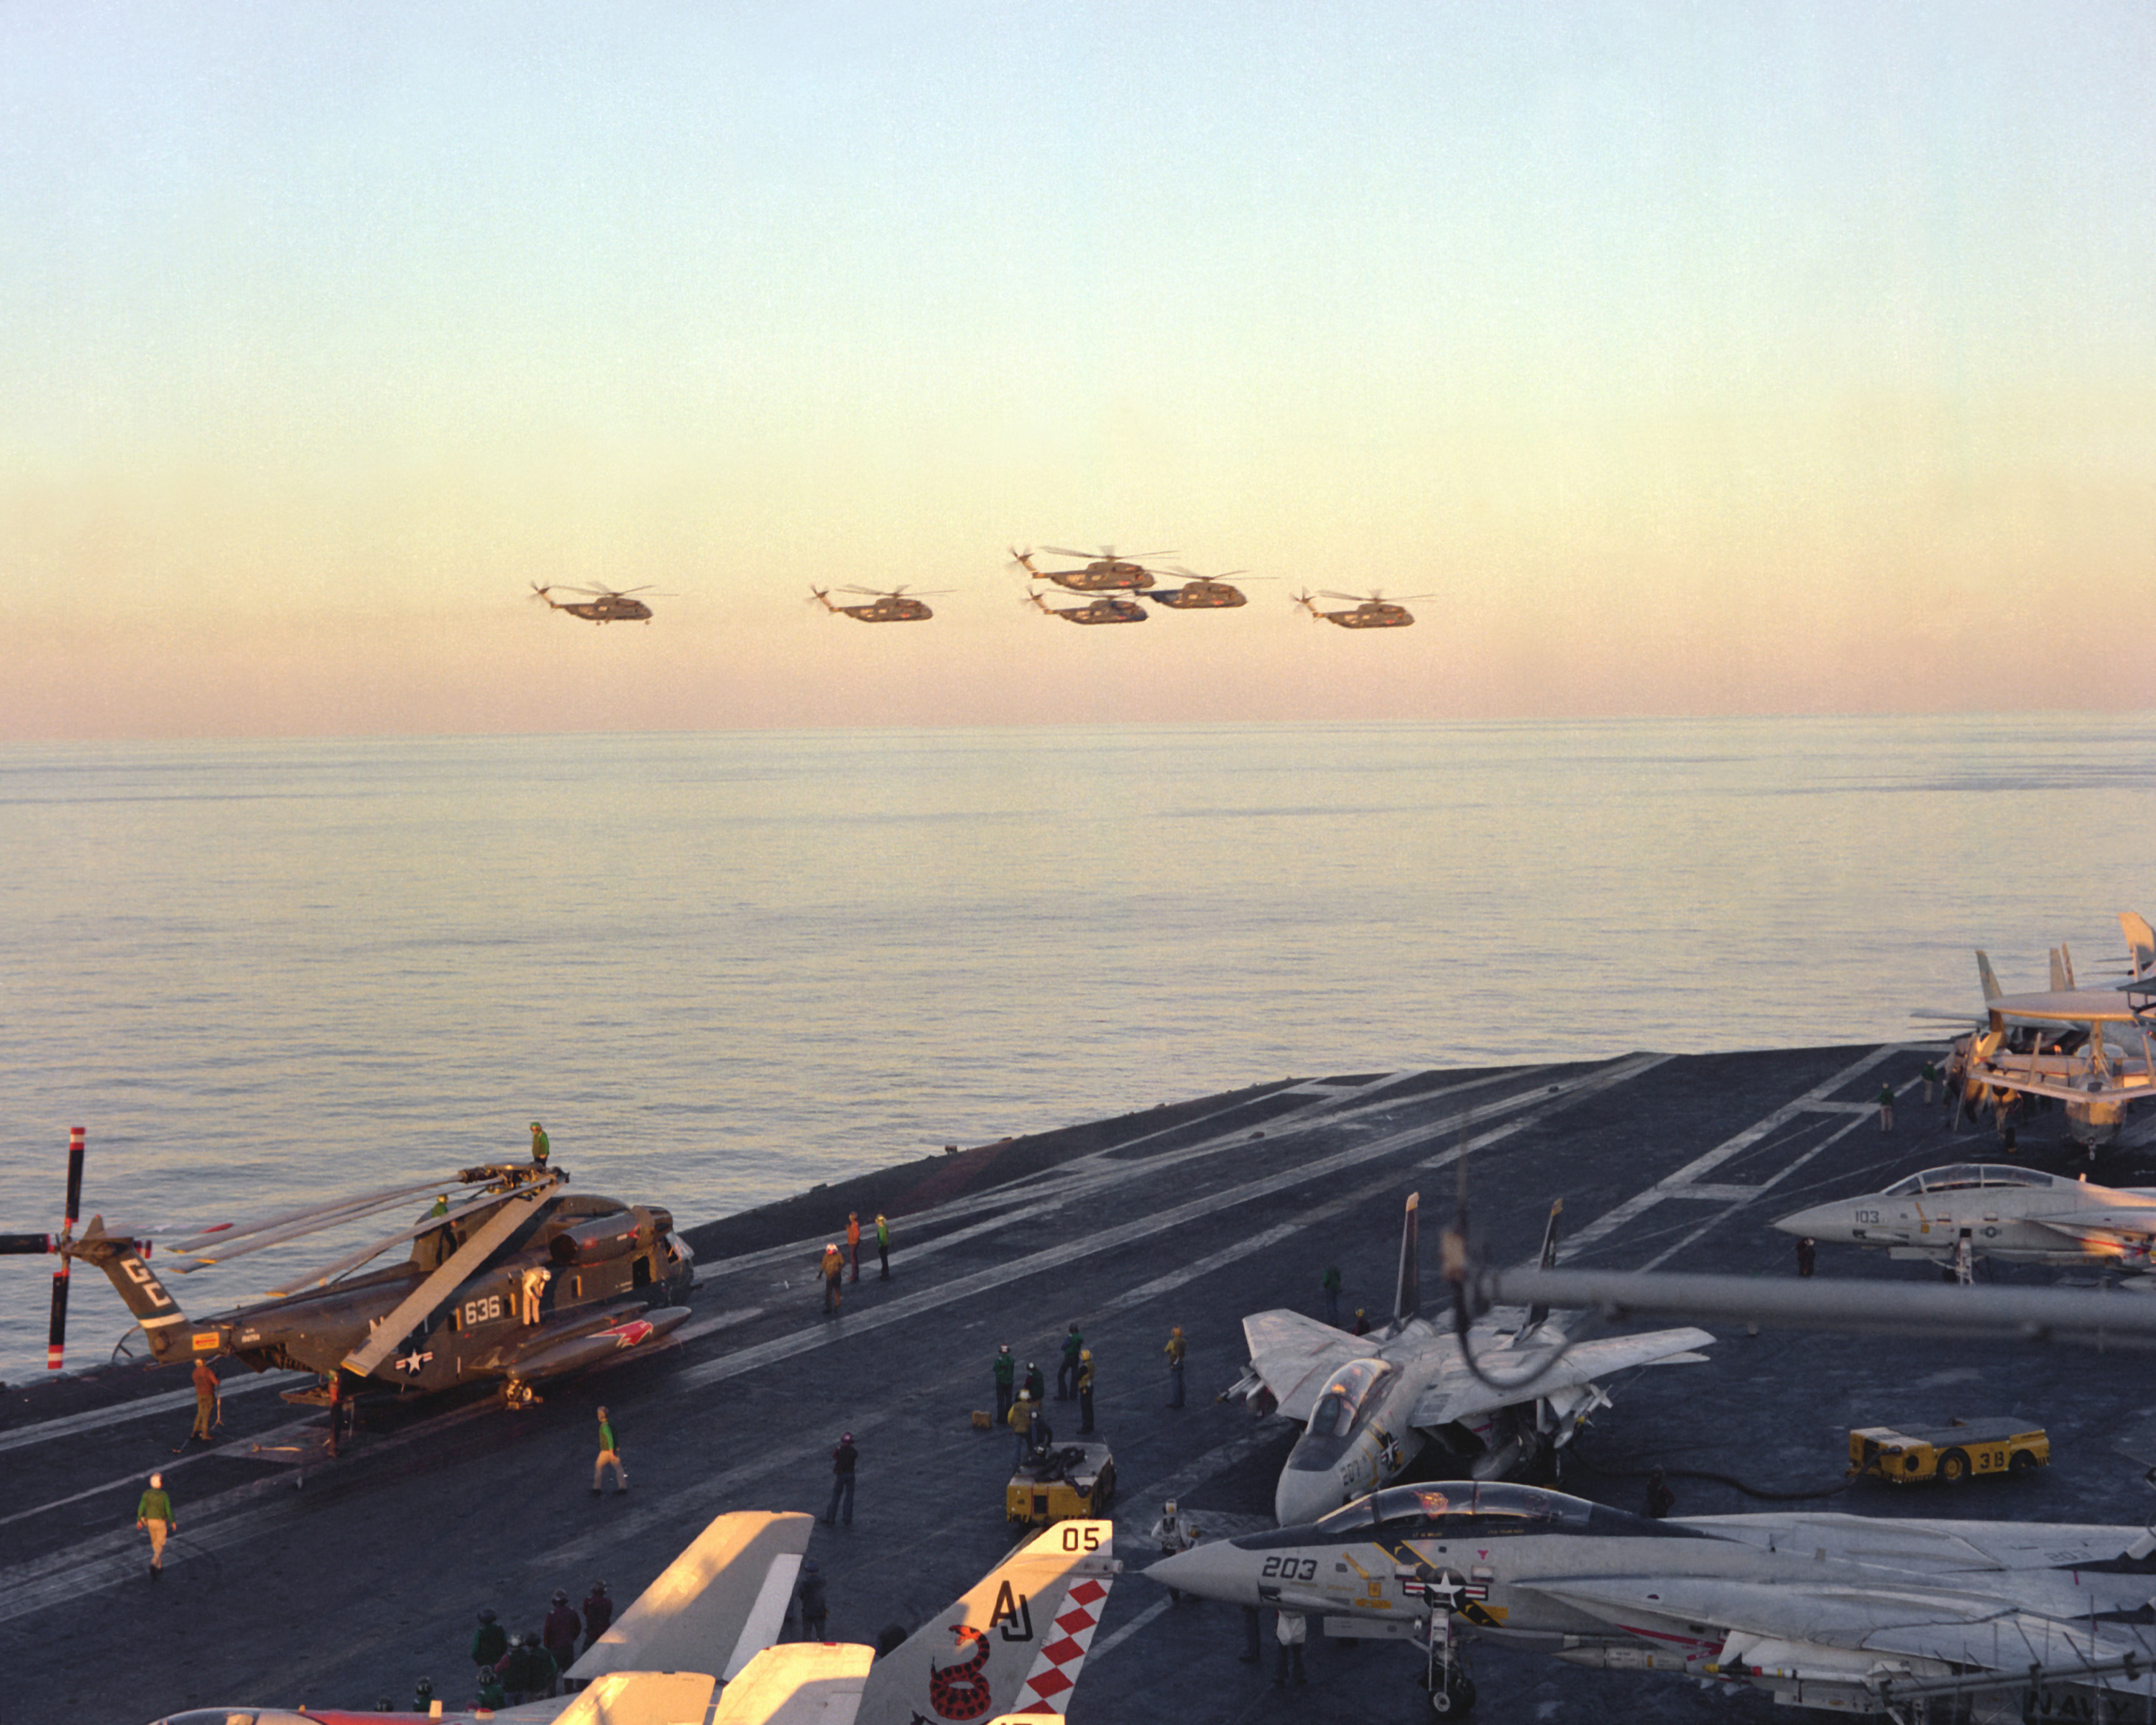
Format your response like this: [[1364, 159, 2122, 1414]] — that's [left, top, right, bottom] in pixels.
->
[[1146, 1543, 1245, 1604], [1772, 1202, 1833, 1238], [1274, 1471, 1342, 1529]]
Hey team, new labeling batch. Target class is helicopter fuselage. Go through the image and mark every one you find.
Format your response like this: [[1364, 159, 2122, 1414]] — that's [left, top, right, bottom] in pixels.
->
[[1148, 582, 1247, 609], [93, 1187, 693, 1397], [1322, 604, 1413, 628], [1046, 597, 1148, 625]]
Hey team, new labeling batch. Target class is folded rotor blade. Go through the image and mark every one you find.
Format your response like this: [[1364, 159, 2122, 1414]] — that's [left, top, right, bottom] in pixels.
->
[[260, 1189, 521, 1297], [341, 1178, 558, 1379], [168, 1177, 458, 1255]]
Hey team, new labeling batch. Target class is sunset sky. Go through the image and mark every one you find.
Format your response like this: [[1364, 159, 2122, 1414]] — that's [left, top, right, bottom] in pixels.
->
[[4, 3, 2152, 739]]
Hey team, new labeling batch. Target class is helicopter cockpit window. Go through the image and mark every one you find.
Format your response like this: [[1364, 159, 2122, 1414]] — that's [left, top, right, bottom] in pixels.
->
[[1306, 1359, 1392, 1439]]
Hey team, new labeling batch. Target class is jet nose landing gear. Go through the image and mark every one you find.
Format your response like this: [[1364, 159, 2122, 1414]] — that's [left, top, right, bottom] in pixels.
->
[[1422, 1612, 1478, 1715]]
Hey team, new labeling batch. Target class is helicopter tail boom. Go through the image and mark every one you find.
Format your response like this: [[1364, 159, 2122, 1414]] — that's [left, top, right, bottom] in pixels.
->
[[69, 1216, 190, 1360]]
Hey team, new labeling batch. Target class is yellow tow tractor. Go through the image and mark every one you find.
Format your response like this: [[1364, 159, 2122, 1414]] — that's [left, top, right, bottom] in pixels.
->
[[1849, 1418, 2050, 1486], [1006, 1440, 1116, 1527]]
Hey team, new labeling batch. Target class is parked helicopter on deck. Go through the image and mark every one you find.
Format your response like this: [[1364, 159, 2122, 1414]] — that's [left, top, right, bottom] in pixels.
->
[[0, 1130, 694, 1409]]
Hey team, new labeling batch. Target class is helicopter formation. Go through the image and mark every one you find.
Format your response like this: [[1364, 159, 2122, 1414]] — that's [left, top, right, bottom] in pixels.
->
[[530, 544, 1427, 630]]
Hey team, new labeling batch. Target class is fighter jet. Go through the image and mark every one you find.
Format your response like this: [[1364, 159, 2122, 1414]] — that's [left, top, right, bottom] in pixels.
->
[[1917, 919, 2156, 1144], [147, 1514, 1118, 1724], [1148, 1480, 2156, 1718], [1775, 1162, 2156, 1276], [1221, 1195, 1713, 1524]]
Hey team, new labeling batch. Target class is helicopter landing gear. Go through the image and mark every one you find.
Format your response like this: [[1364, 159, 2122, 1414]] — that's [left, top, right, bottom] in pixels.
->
[[1421, 1611, 1477, 1716], [502, 1378, 540, 1411]]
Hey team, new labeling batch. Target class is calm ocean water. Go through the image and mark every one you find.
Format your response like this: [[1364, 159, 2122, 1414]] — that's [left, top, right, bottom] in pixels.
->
[[1, 715, 2150, 1384]]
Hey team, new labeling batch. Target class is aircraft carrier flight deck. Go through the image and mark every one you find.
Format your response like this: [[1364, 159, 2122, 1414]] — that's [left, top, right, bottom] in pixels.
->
[[8, 1043, 2156, 1724]]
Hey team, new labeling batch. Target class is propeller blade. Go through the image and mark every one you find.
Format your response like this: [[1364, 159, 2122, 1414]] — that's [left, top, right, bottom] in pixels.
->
[[63, 1127, 84, 1228], [0, 1234, 56, 1254]]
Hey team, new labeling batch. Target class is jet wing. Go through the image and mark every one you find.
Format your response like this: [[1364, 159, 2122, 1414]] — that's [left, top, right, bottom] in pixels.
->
[[2022, 1210, 2156, 1248], [1241, 1310, 1378, 1422], [1406, 1327, 1714, 1431], [1522, 1575, 2156, 1688], [568, 1511, 813, 1687]]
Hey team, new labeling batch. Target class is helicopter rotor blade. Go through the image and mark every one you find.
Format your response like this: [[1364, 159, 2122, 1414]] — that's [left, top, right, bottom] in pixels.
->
[[259, 1187, 525, 1298], [341, 1177, 561, 1379], [167, 1177, 459, 1256], [42, 1127, 86, 1370]]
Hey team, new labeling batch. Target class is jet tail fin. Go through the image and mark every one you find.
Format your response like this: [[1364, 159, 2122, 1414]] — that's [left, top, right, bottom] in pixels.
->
[[2051, 947, 2072, 992], [1977, 950, 2004, 1001], [856, 1521, 1118, 1724], [1392, 1191, 1422, 1327], [2124, 913, 2155, 980], [1526, 1198, 1563, 1331]]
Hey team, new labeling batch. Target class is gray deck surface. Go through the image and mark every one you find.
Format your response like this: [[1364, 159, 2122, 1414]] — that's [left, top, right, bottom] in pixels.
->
[[6, 1044, 2155, 1724]]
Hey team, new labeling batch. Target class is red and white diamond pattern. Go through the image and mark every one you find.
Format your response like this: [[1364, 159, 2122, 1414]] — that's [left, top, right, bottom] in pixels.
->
[[1008, 1576, 1114, 1714]]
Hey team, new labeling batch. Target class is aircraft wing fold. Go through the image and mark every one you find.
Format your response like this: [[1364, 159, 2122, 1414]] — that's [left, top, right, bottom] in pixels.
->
[[1407, 1327, 1715, 1432], [1242, 1310, 1375, 1423]]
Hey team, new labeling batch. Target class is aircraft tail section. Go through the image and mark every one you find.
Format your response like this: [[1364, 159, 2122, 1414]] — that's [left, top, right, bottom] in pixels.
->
[[855, 1520, 1118, 1724], [69, 1217, 188, 1359], [2051, 947, 2074, 991], [1526, 1198, 1562, 1332], [1393, 1191, 1422, 1327], [2124, 914, 2155, 980], [568, 1512, 812, 1688], [1977, 950, 2004, 1002]]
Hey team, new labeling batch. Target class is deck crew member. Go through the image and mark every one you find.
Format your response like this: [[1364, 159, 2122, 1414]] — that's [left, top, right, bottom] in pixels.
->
[[992, 1343, 1015, 1423], [579, 1583, 612, 1654], [1058, 1324, 1084, 1400], [821, 1243, 844, 1313], [542, 1591, 581, 1680], [1646, 1465, 1676, 1518], [1876, 1082, 1895, 1132], [592, 1406, 627, 1496], [530, 1121, 550, 1167], [137, 1473, 175, 1579], [1151, 1501, 1199, 1601], [847, 1212, 862, 1283], [1077, 1348, 1095, 1435], [1008, 1391, 1034, 1466], [471, 1608, 508, 1675], [1023, 1360, 1045, 1404], [1273, 1609, 1307, 1687], [1795, 1236, 1817, 1277], [190, 1356, 220, 1441], [875, 1212, 890, 1279], [1322, 1265, 1342, 1326], [825, 1431, 858, 1527], [1164, 1325, 1186, 1408], [1352, 1307, 1371, 1336], [796, 1558, 828, 1639]]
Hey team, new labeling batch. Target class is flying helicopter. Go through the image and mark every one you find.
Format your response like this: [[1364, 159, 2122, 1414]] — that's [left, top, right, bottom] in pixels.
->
[[1023, 589, 1148, 625], [808, 585, 947, 622], [530, 582, 663, 624], [0, 1128, 694, 1409], [1292, 589, 1429, 629], [1008, 545, 1174, 592], [1141, 567, 1268, 610]]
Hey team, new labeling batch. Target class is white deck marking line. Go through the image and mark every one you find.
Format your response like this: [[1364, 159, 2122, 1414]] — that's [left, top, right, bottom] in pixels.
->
[[1555, 1045, 1905, 1265], [1638, 1109, 1876, 1273], [0, 1370, 307, 1457], [671, 1060, 1667, 1396], [698, 1067, 1531, 1284], [1087, 1596, 1172, 1663]]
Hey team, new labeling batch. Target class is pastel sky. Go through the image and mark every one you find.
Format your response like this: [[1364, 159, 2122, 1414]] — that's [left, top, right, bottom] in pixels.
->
[[3, 3, 2152, 739]]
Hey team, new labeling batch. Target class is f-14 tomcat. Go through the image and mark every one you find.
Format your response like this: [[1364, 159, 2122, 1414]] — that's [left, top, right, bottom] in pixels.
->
[[3, 1133, 694, 1407], [1777, 1162, 2156, 1277], [1149, 1479, 2156, 1719], [1223, 1195, 1713, 1524]]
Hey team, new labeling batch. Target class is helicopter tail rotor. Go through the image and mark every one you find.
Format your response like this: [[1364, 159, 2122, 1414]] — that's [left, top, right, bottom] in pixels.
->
[[0, 1128, 89, 1369], [1291, 590, 1321, 617], [808, 586, 836, 612]]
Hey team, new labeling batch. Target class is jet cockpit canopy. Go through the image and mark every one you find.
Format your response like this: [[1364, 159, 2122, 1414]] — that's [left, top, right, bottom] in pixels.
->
[[1306, 1358, 1393, 1439], [1881, 1165, 2058, 1197]]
